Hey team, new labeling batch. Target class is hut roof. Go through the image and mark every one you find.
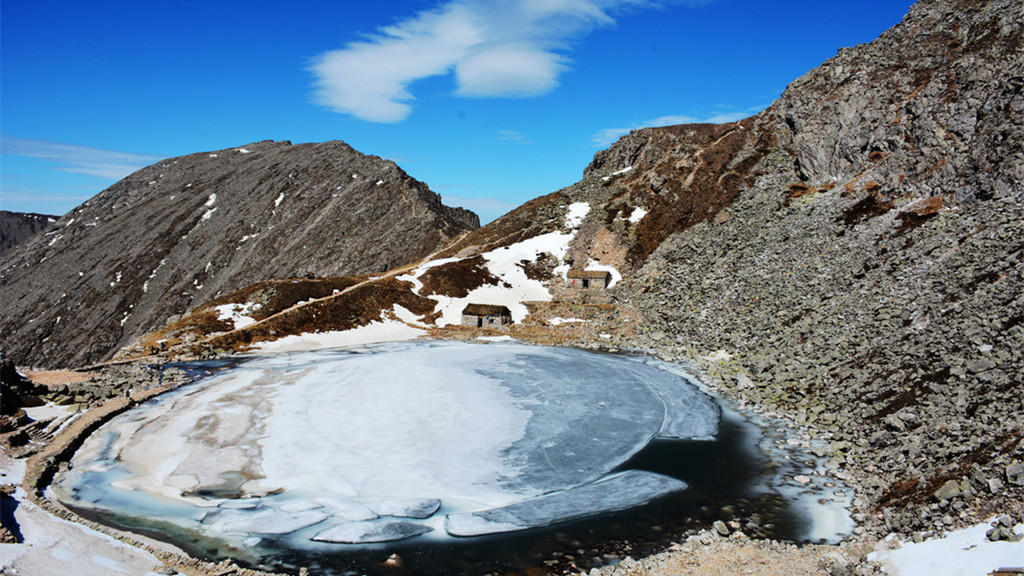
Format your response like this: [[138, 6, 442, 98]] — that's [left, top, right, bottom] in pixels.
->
[[463, 304, 511, 316], [567, 269, 611, 279]]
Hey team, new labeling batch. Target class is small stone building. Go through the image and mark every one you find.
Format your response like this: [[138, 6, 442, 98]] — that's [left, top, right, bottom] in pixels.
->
[[461, 304, 513, 328], [567, 269, 612, 290]]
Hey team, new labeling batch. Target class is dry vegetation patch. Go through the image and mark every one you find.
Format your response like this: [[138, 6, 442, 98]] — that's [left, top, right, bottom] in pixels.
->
[[417, 256, 503, 297], [207, 277, 435, 351]]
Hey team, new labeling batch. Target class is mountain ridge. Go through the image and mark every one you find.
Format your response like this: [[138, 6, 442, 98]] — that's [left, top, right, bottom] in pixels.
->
[[0, 139, 478, 368], [0, 210, 58, 255]]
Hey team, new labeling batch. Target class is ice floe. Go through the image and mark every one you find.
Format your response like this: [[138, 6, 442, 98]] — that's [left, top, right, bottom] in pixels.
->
[[312, 518, 432, 544], [54, 341, 719, 550], [446, 470, 686, 537]]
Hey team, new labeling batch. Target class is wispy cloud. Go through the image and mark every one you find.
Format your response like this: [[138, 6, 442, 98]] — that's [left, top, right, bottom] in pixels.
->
[[1, 136, 163, 180], [496, 130, 529, 142], [591, 107, 763, 147], [310, 0, 686, 123], [592, 114, 698, 148]]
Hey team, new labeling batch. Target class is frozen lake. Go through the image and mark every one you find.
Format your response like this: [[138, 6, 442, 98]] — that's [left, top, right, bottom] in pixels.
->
[[53, 341, 850, 574]]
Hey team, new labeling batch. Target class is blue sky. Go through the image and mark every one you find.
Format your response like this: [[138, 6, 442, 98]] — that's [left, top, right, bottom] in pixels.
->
[[1, 0, 915, 223]]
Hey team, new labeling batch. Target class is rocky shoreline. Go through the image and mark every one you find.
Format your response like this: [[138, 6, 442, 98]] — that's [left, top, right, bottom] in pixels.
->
[[2, 324, 1022, 576]]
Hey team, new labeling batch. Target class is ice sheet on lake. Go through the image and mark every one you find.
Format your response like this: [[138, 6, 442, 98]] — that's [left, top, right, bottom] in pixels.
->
[[54, 341, 720, 549], [446, 470, 687, 537], [376, 498, 441, 519], [312, 518, 433, 544], [203, 508, 328, 535]]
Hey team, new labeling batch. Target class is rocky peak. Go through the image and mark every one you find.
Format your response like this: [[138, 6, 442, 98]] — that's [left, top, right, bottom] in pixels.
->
[[565, 0, 1021, 273], [0, 211, 58, 255], [0, 140, 478, 368], [772, 0, 1023, 202]]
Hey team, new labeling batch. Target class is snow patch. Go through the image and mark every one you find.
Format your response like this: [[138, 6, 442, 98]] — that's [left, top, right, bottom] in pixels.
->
[[236, 148, 251, 154], [274, 193, 285, 207], [205, 194, 217, 207], [392, 304, 427, 327], [701, 349, 733, 362], [214, 302, 263, 330], [585, 260, 622, 288], [549, 317, 588, 326], [563, 201, 590, 229], [387, 201, 591, 328], [869, 518, 1024, 576], [602, 166, 632, 181], [252, 321, 426, 353], [429, 231, 572, 326], [628, 207, 648, 223]]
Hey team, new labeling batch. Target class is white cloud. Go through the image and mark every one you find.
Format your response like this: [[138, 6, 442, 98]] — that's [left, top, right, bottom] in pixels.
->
[[1, 136, 163, 180], [310, 4, 482, 123], [310, 0, 669, 122], [456, 43, 567, 97]]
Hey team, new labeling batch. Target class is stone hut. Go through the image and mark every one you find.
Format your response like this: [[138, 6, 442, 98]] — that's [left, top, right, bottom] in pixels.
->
[[567, 269, 612, 290], [461, 304, 513, 328]]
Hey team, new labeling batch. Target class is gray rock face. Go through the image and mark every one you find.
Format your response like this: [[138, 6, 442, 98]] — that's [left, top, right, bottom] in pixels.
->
[[772, 0, 1024, 204], [565, 0, 1023, 536], [0, 140, 478, 368], [0, 211, 58, 255]]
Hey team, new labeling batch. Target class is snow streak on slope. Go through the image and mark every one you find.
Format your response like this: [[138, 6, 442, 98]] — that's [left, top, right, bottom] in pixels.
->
[[399, 202, 592, 325]]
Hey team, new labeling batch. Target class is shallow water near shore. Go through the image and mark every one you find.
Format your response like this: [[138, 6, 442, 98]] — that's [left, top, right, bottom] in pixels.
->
[[53, 341, 852, 575]]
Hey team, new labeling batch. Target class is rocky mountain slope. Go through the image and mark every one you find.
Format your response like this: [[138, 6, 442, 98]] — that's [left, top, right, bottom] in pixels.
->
[[143, 0, 1024, 541], [0, 211, 58, 255], [0, 140, 477, 368], [608, 0, 1024, 536]]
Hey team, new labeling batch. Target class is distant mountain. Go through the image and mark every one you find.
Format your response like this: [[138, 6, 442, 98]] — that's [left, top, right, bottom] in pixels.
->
[[0, 140, 478, 368], [0, 211, 58, 255]]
